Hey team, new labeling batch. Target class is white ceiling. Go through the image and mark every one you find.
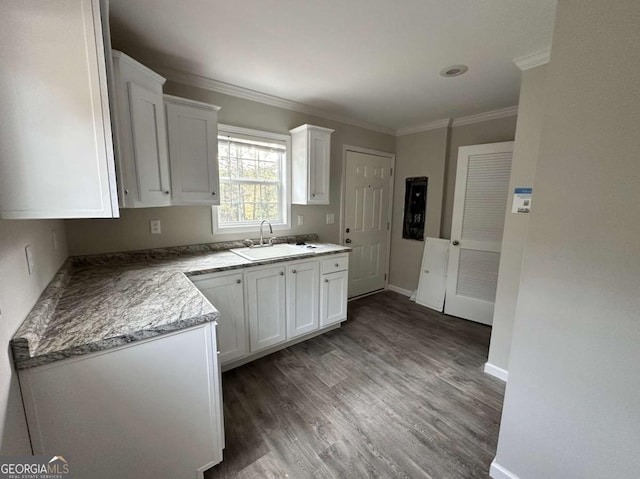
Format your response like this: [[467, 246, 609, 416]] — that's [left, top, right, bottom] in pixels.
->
[[109, 0, 557, 133]]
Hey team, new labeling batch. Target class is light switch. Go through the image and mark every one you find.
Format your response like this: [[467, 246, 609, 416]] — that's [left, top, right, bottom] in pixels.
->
[[326, 213, 335, 225], [150, 219, 162, 235], [25, 244, 34, 275], [297, 215, 304, 226]]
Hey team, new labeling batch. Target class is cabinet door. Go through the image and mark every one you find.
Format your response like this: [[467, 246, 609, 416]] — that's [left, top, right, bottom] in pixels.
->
[[0, 0, 118, 219], [193, 272, 247, 364], [247, 266, 287, 352], [287, 261, 320, 339], [320, 271, 348, 327], [128, 82, 172, 206], [165, 97, 220, 205], [308, 128, 330, 204]]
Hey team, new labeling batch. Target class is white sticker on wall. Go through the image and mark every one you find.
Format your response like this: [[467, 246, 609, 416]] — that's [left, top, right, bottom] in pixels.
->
[[512, 188, 533, 214]]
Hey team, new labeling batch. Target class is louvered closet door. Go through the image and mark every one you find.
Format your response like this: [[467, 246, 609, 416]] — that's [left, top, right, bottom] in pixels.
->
[[444, 142, 514, 325]]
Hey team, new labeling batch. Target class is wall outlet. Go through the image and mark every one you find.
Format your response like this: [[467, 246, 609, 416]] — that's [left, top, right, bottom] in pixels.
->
[[149, 219, 162, 235], [25, 244, 34, 275], [297, 215, 304, 226], [52, 229, 58, 250], [326, 213, 335, 225]]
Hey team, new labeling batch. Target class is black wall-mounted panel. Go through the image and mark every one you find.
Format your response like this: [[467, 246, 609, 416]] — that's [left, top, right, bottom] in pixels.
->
[[402, 177, 428, 241]]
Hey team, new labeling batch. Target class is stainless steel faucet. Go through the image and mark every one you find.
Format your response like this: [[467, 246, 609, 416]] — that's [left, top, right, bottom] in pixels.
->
[[259, 220, 273, 246]]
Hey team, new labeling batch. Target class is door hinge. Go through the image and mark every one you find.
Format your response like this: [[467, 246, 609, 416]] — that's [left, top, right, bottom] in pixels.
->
[[390, 167, 393, 176], [384, 273, 387, 280]]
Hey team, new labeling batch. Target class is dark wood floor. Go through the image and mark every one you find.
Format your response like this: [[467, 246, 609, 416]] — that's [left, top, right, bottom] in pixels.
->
[[206, 291, 505, 479]]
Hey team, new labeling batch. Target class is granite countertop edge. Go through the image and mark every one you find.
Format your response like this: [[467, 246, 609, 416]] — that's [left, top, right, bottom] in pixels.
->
[[12, 235, 351, 370], [14, 311, 221, 370]]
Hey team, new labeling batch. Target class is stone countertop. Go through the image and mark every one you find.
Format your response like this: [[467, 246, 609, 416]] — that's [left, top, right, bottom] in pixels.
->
[[11, 236, 350, 370]]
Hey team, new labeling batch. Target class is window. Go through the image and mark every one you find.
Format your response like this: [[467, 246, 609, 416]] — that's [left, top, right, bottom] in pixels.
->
[[212, 125, 290, 234]]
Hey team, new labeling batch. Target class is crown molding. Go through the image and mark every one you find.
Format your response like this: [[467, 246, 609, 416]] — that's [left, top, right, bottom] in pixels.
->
[[451, 105, 518, 127], [152, 65, 397, 136], [513, 47, 551, 71], [396, 118, 452, 136]]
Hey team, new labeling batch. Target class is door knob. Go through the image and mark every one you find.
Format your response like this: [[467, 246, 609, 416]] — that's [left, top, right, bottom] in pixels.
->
[[292, 269, 297, 274], [345, 238, 352, 244], [452, 240, 460, 246], [236, 279, 241, 284], [279, 271, 284, 276]]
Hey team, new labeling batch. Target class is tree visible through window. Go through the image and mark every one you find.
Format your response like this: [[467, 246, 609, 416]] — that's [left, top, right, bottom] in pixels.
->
[[215, 126, 288, 230]]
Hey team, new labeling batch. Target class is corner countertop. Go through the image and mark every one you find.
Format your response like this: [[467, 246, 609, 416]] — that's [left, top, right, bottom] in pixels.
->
[[11, 235, 350, 370]]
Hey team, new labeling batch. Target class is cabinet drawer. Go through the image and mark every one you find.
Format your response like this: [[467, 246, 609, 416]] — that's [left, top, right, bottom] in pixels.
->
[[321, 255, 349, 274]]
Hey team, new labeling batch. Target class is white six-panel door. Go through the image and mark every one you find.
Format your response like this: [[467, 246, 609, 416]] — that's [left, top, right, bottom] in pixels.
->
[[445, 142, 514, 325], [344, 150, 392, 298]]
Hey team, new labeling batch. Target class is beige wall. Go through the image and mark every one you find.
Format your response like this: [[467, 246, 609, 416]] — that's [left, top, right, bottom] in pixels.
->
[[441, 116, 518, 240], [0, 220, 68, 454], [494, 1, 640, 478], [66, 85, 395, 255], [487, 65, 547, 372], [389, 127, 449, 291]]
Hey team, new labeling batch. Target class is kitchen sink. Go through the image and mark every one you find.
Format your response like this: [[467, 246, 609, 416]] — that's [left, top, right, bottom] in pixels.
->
[[230, 243, 316, 261]]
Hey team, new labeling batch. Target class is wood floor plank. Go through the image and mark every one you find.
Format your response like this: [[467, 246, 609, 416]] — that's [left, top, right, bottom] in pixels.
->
[[206, 291, 504, 479]]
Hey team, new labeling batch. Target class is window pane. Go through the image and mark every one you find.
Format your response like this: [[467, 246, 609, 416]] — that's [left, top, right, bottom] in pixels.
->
[[217, 129, 286, 228]]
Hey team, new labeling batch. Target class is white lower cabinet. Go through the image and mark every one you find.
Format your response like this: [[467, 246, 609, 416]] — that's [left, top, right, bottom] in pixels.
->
[[19, 323, 223, 479], [247, 265, 287, 353], [286, 261, 320, 339], [321, 270, 349, 327], [192, 272, 247, 364], [193, 253, 349, 368]]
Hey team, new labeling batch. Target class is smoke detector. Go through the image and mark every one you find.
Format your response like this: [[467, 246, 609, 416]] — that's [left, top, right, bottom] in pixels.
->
[[440, 65, 469, 77]]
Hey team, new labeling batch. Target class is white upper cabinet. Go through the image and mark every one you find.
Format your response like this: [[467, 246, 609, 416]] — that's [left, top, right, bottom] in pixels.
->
[[110, 51, 171, 208], [290, 124, 334, 205], [164, 95, 221, 205], [0, 0, 118, 219]]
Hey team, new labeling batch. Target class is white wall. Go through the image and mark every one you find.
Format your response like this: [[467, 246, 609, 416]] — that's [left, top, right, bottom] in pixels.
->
[[0, 220, 68, 454], [66, 84, 395, 255], [487, 64, 547, 373], [389, 127, 449, 291], [493, 1, 640, 478]]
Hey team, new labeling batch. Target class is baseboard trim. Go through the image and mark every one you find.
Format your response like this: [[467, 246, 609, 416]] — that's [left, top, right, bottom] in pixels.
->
[[484, 362, 509, 382], [388, 284, 413, 297], [490, 461, 520, 479]]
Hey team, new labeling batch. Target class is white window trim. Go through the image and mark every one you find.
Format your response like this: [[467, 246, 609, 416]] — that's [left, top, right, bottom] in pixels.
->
[[212, 124, 291, 235]]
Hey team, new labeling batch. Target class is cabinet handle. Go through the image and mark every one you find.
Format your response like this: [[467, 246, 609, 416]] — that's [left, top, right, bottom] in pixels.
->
[[279, 271, 284, 276], [324, 279, 329, 283], [124, 189, 129, 195], [312, 193, 316, 197], [292, 269, 297, 274], [212, 192, 216, 196], [164, 190, 170, 195], [236, 279, 241, 284], [335, 263, 339, 267]]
